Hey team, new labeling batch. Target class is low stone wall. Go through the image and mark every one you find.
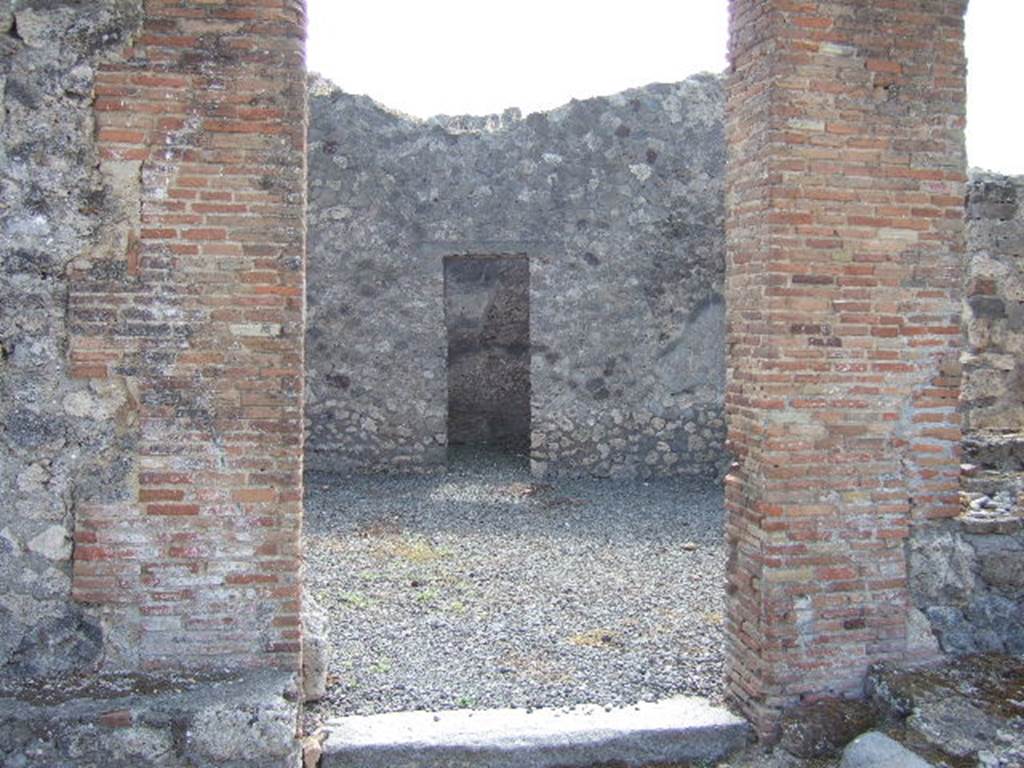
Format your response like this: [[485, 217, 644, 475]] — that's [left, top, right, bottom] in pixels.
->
[[305, 73, 728, 479], [0, 670, 300, 767]]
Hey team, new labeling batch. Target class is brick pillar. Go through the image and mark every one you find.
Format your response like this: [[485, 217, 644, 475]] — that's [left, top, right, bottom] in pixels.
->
[[724, 0, 967, 734], [71, 0, 307, 670]]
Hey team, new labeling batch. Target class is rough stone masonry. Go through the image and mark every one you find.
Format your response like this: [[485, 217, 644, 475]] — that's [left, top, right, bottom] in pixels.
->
[[909, 173, 1024, 656], [2, 1, 308, 764], [305, 73, 728, 480], [1, 0, 145, 683], [0, 0, 1017, 761]]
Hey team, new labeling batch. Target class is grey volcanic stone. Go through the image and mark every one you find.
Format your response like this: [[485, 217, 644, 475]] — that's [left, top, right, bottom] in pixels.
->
[[321, 696, 749, 768], [302, 593, 332, 703], [906, 697, 998, 760], [305, 73, 728, 479], [5, 607, 103, 677], [922, 605, 976, 654], [909, 527, 976, 606], [0, 669, 300, 767], [778, 698, 877, 759], [190, 696, 298, 765], [867, 655, 1024, 767], [0, 0, 144, 676], [979, 549, 1024, 591], [910, 515, 1024, 654], [840, 732, 933, 768]]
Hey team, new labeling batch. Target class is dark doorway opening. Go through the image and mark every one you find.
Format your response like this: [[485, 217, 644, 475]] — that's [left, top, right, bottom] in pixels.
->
[[443, 254, 531, 454]]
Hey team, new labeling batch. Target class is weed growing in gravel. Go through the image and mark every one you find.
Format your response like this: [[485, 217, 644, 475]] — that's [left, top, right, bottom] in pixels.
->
[[383, 536, 449, 563], [339, 591, 372, 610], [414, 587, 441, 604], [702, 610, 724, 626], [568, 628, 622, 648]]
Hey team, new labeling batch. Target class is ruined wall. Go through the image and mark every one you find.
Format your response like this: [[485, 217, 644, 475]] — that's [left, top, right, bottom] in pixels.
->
[[0, 3, 310, 763], [3, 0, 308, 678], [725, 0, 967, 734], [444, 255, 531, 452], [910, 172, 1024, 655], [0, 0, 144, 679], [306, 74, 727, 478], [963, 173, 1024, 463], [65, 0, 308, 672]]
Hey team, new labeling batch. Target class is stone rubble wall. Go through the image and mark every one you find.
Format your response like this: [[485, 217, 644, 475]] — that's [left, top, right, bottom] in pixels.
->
[[0, 0, 144, 680], [0, 670, 300, 767], [963, 173, 1024, 438], [910, 515, 1023, 655], [910, 172, 1024, 655], [305, 73, 728, 479]]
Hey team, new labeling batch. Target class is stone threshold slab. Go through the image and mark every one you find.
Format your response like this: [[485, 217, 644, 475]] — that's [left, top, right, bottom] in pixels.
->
[[321, 695, 750, 768]]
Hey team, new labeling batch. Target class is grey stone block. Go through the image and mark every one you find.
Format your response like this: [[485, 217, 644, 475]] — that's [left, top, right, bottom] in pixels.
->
[[841, 732, 933, 768], [302, 594, 333, 702], [322, 696, 749, 768]]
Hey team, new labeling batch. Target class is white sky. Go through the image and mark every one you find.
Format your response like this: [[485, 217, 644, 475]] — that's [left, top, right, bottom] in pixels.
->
[[307, 0, 1024, 175]]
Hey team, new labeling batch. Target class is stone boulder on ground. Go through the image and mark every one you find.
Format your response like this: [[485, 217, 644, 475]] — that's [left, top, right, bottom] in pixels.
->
[[867, 654, 1024, 767], [840, 732, 933, 768]]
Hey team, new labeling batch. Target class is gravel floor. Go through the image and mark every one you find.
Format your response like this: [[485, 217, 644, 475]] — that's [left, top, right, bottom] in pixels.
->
[[303, 448, 726, 725]]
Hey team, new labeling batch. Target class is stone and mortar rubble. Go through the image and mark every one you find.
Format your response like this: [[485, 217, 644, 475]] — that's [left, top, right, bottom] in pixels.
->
[[0, 669, 301, 768], [0, 0, 144, 683], [908, 174, 1024, 657]]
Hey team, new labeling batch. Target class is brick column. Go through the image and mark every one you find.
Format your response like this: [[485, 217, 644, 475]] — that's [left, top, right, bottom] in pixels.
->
[[724, 0, 967, 733], [71, 0, 307, 670]]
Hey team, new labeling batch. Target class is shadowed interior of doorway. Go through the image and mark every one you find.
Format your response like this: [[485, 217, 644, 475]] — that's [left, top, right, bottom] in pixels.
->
[[444, 254, 531, 457]]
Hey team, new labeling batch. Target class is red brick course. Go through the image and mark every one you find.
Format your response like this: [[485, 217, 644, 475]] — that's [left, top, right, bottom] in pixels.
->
[[71, 0, 307, 670], [725, 0, 967, 735]]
